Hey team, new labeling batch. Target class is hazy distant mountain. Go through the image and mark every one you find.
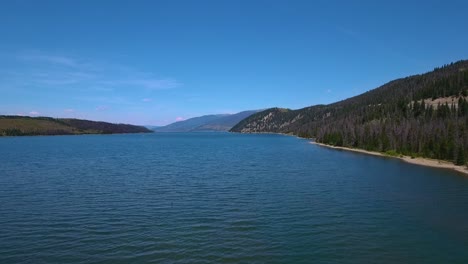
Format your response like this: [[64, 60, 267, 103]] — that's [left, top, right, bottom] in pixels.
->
[[154, 110, 259, 132], [194, 111, 261, 131], [145, 125, 162, 131]]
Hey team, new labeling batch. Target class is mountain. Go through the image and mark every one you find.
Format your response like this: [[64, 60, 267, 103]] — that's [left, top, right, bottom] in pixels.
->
[[153, 114, 229, 132], [195, 110, 261, 131], [154, 110, 259, 132], [231, 60, 468, 166], [0, 116, 152, 136], [145, 125, 162, 131]]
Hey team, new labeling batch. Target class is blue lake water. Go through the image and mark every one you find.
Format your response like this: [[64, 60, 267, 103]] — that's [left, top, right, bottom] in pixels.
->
[[0, 133, 467, 263]]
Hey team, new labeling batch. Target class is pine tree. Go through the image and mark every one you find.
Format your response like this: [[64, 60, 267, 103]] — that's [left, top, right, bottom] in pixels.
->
[[456, 146, 466, 166]]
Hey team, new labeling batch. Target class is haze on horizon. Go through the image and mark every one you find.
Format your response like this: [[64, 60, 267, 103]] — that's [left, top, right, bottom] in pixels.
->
[[1, 0, 467, 126]]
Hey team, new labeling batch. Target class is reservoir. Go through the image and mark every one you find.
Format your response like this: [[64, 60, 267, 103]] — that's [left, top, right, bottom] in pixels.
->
[[1, 133, 467, 263]]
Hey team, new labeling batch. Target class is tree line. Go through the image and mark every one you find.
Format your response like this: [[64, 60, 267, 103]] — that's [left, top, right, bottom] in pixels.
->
[[231, 60, 468, 166]]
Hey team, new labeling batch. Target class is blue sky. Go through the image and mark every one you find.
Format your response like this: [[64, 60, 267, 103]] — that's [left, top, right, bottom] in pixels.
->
[[1, 0, 468, 125]]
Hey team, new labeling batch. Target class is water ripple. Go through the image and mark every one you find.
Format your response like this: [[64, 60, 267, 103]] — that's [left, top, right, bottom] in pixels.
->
[[0, 133, 467, 263]]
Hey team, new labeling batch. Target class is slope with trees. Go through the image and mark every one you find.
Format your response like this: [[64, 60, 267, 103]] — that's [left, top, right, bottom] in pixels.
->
[[231, 60, 468, 166], [0, 116, 152, 136]]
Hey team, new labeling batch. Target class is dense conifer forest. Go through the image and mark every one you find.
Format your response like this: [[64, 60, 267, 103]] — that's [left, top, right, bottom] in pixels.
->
[[231, 60, 468, 166]]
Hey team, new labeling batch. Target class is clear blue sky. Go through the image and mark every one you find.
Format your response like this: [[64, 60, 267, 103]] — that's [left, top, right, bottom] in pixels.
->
[[1, 0, 467, 125]]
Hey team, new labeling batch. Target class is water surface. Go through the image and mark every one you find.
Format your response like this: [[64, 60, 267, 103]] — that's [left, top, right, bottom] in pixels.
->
[[1, 133, 467, 263]]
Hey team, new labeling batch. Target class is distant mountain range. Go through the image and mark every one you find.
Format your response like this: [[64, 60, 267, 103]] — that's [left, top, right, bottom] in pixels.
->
[[144, 125, 162, 131], [153, 110, 260, 132], [0, 116, 152, 136]]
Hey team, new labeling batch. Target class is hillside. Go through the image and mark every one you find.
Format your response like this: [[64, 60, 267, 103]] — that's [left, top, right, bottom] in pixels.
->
[[0, 116, 152, 136], [154, 110, 259, 132], [231, 60, 468, 166]]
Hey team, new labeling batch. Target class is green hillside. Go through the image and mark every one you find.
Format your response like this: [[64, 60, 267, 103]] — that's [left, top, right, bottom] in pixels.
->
[[0, 116, 152, 136], [231, 60, 468, 166]]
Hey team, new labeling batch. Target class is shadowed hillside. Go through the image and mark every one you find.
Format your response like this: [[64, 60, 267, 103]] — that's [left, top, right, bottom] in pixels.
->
[[0, 116, 152, 136]]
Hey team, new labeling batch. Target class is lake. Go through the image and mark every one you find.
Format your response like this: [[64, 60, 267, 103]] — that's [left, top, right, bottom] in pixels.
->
[[1, 133, 467, 263]]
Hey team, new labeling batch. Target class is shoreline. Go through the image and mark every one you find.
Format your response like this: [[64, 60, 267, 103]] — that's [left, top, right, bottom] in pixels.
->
[[311, 142, 468, 176]]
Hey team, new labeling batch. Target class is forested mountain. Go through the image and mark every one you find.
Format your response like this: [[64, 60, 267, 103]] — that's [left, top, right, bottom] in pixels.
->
[[0, 116, 152, 136], [231, 60, 468, 166], [154, 110, 259, 132]]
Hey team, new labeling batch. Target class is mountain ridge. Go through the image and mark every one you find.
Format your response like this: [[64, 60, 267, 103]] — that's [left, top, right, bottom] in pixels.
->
[[231, 60, 468, 166], [0, 115, 152, 136], [154, 110, 259, 132]]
